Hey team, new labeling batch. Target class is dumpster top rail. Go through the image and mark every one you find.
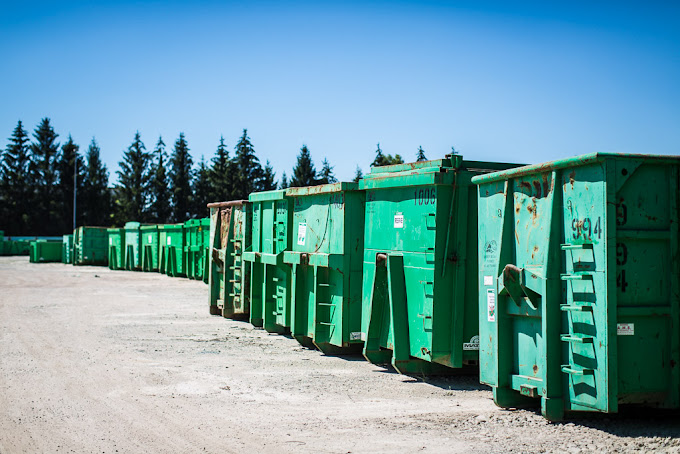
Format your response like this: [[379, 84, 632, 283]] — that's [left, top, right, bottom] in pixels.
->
[[471, 152, 680, 185]]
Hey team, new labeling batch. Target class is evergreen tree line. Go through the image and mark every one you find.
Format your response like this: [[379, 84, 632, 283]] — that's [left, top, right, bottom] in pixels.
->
[[0, 118, 436, 236]]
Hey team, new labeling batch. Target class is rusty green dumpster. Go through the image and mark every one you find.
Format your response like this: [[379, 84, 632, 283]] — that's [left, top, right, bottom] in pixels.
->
[[473, 152, 680, 420], [159, 223, 186, 277], [74, 226, 109, 266], [244, 189, 293, 332], [141, 225, 161, 272], [283, 183, 365, 354], [359, 155, 520, 374], [207, 201, 251, 318]]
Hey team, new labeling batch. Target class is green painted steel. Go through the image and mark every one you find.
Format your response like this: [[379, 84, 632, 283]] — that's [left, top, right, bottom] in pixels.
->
[[244, 189, 293, 332], [159, 224, 186, 277], [359, 155, 521, 374], [473, 152, 680, 420], [141, 225, 161, 272], [29, 239, 62, 263], [184, 218, 211, 281], [62, 234, 74, 264], [283, 182, 365, 354], [207, 201, 251, 318], [74, 227, 109, 266], [0, 231, 3, 255], [107, 228, 126, 270], [1, 238, 31, 255], [124, 222, 143, 271]]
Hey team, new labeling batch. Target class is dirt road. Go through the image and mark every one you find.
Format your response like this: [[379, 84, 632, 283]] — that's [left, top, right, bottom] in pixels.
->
[[0, 256, 678, 453]]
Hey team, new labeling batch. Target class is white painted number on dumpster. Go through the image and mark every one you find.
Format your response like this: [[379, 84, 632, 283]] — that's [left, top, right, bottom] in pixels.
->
[[394, 213, 404, 228], [297, 223, 307, 246], [487, 289, 496, 322], [617, 323, 634, 335]]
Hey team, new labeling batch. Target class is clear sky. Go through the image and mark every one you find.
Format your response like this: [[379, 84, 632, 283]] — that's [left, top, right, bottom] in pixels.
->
[[1, 1, 678, 183]]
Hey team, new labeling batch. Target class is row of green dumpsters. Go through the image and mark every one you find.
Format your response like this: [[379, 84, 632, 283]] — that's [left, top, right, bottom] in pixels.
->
[[28, 219, 211, 282], [206, 152, 680, 421]]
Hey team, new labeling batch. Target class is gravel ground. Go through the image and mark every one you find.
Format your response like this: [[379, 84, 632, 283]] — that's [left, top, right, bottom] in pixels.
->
[[0, 256, 678, 453]]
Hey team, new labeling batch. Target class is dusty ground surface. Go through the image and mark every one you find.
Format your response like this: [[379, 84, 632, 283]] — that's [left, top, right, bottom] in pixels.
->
[[0, 256, 679, 454]]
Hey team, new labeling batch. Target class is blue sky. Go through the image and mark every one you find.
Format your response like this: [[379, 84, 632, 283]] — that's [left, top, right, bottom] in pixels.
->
[[1, 1, 678, 183]]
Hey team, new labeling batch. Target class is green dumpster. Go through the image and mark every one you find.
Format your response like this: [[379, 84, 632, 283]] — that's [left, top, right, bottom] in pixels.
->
[[124, 222, 143, 271], [141, 225, 161, 272], [207, 201, 251, 318], [283, 183, 365, 354], [62, 234, 74, 264], [159, 223, 186, 277], [107, 228, 126, 270], [184, 217, 211, 281], [2, 237, 32, 255], [244, 189, 293, 332], [74, 226, 109, 266], [29, 239, 62, 263], [473, 152, 680, 421], [0, 231, 4, 255], [359, 156, 520, 374]]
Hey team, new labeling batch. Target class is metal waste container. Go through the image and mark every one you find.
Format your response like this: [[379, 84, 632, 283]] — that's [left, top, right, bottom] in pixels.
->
[[283, 182, 365, 354], [473, 152, 680, 420]]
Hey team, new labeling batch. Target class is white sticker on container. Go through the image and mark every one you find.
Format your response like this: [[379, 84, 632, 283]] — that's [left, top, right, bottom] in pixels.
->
[[484, 275, 493, 286], [148, 235, 152, 244], [297, 222, 307, 246], [109, 238, 112, 245], [350, 332, 364, 341], [463, 335, 480, 351], [487, 289, 496, 322], [617, 323, 634, 335], [394, 213, 404, 228], [167, 237, 172, 245]]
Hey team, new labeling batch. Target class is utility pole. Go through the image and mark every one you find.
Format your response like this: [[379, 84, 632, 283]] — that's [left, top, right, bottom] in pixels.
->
[[73, 153, 77, 231]]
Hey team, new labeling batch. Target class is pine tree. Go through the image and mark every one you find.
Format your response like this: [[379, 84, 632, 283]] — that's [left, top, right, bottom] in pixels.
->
[[169, 132, 193, 221], [232, 129, 263, 198], [56, 135, 85, 231], [371, 143, 384, 167], [353, 166, 363, 183], [261, 160, 277, 191], [416, 146, 427, 162], [279, 172, 289, 189], [115, 132, 151, 223], [191, 156, 211, 218], [317, 158, 337, 184], [208, 136, 234, 202], [82, 138, 111, 226], [0, 121, 32, 234], [29, 118, 60, 234], [290, 144, 317, 187], [371, 142, 404, 167], [148, 136, 171, 223]]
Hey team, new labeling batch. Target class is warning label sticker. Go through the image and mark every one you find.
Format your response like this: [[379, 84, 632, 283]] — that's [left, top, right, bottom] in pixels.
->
[[350, 332, 365, 341], [617, 323, 634, 335], [297, 222, 307, 246], [394, 213, 404, 228], [483, 275, 493, 286], [463, 335, 480, 351], [487, 289, 496, 322]]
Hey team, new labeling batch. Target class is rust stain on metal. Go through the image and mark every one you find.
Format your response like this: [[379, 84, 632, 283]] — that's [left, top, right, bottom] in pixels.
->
[[569, 171, 576, 189], [207, 200, 247, 208]]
